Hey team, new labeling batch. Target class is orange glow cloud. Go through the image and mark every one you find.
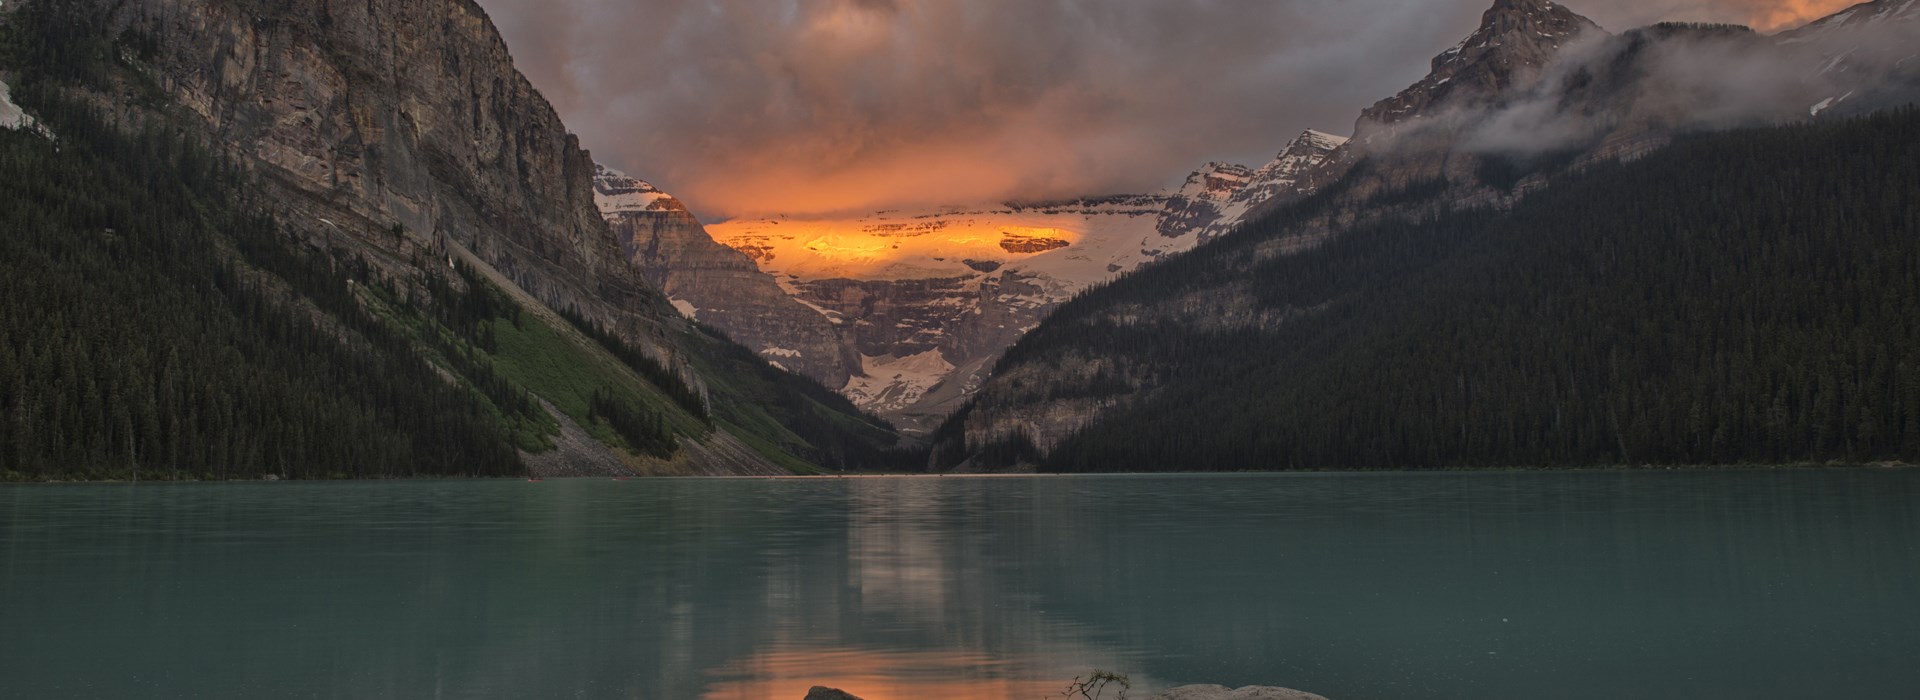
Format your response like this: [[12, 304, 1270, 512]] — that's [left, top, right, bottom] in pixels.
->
[[486, 0, 1873, 220], [1731, 0, 1861, 31], [485, 0, 1475, 219]]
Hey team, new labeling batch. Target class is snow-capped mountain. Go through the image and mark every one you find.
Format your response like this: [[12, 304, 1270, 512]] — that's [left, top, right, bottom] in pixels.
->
[[592, 164, 679, 215], [703, 194, 1197, 431], [1192, 130, 1348, 240], [694, 141, 1359, 431], [1173, 162, 1254, 201], [1156, 162, 1251, 239], [1779, 0, 1920, 118]]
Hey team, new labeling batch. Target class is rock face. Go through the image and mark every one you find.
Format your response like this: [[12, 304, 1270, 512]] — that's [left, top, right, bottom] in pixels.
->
[[96, 0, 674, 336], [594, 165, 853, 386], [1157, 161, 1255, 237], [1148, 685, 1330, 700], [1191, 130, 1347, 241], [1359, 0, 1601, 134]]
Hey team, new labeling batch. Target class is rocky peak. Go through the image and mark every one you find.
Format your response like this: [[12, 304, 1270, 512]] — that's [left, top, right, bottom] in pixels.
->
[[1188, 129, 1348, 239], [593, 164, 685, 214], [1291, 129, 1351, 154], [1360, 0, 1604, 132], [1173, 161, 1254, 202], [1253, 130, 1348, 184]]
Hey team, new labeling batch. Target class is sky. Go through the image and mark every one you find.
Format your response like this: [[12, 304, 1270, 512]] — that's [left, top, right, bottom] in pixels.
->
[[477, 0, 1862, 219]]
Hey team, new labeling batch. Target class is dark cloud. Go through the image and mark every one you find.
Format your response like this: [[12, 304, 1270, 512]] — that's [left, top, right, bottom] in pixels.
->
[[476, 0, 1856, 218]]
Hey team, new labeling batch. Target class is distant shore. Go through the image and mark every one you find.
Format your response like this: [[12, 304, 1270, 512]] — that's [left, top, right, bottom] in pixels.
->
[[5, 461, 1914, 484]]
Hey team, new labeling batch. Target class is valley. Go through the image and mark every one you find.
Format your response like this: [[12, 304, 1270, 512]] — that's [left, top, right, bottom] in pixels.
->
[[623, 131, 1346, 432]]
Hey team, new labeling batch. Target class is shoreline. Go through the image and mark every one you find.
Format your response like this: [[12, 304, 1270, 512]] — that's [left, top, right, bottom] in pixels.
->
[[5, 461, 1914, 485]]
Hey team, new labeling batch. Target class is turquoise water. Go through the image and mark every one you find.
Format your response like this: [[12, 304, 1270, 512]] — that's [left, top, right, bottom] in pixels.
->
[[1, 471, 1916, 699]]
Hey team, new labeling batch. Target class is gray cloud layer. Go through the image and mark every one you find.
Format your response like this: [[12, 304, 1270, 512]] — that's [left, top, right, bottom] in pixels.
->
[[476, 0, 1855, 218]]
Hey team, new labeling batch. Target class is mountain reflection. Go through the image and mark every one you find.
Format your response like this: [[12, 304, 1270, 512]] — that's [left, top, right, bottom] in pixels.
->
[[696, 478, 1151, 699]]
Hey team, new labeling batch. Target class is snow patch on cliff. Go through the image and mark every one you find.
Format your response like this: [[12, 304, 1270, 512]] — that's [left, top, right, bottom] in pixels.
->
[[843, 350, 955, 414], [0, 79, 41, 133], [592, 165, 678, 214]]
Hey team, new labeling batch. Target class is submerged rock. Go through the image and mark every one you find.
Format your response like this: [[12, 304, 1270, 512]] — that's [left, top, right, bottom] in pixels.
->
[[803, 687, 864, 700], [1149, 685, 1330, 700]]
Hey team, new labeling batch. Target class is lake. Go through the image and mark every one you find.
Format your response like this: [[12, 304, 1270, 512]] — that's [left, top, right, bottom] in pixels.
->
[[2, 471, 1916, 699]]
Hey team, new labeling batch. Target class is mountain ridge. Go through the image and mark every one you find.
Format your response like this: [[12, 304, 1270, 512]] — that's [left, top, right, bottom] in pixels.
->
[[936, 0, 1920, 468]]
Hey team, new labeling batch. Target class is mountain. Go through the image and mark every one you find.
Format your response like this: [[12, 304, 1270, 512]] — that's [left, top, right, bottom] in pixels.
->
[[0, 0, 900, 478], [1192, 130, 1349, 240], [703, 194, 1204, 432], [685, 133, 1344, 434], [933, 0, 1920, 469], [1359, 0, 1602, 133], [1155, 161, 1254, 238], [594, 165, 853, 387], [1779, 0, 1920, 117], [1230, 0, 1915, 243], [998, 108, 1920, 471], [604, 126, 1340, 435]]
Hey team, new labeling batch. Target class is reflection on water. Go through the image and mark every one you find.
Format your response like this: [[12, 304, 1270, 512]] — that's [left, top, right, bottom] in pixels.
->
[[702, 478, 1151, 698], [701, 648, 1070, 700], [1, 471, 1917, 699]]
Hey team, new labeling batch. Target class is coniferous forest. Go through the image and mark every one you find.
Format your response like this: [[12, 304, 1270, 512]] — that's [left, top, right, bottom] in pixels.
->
[[0, 0, 555, 479], [0, 107, 529, 479], [963, 108, 1920, 471]]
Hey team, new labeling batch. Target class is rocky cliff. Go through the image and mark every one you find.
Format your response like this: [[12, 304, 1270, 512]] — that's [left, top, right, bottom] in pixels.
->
[[594, 165, 853, 386], [68, 0, 892, 473], [96, 0, 677, 336], [1359, 0, 1602, 135], [1191, 130, 1348, 241]]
